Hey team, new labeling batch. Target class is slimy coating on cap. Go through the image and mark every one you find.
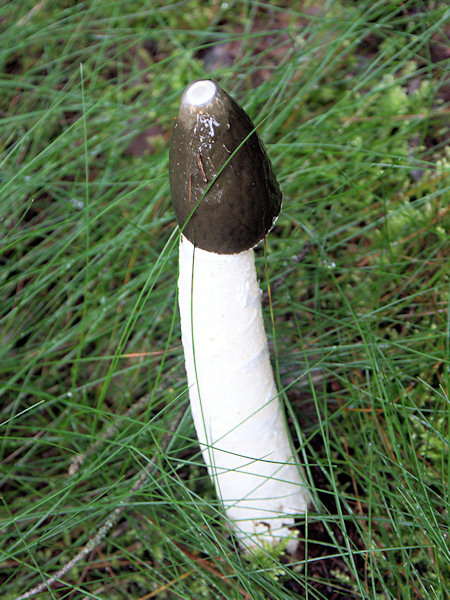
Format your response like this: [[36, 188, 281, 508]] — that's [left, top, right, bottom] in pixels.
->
[[169, 80, 282, 254]]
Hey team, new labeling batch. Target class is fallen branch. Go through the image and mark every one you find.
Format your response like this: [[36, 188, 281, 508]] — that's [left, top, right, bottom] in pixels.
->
[[69, 394, 150, 476], [16, 405, 187, 600]]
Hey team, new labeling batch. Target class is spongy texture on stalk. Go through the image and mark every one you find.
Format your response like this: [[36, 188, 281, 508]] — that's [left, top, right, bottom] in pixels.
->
[[178, 236, 309, 550]]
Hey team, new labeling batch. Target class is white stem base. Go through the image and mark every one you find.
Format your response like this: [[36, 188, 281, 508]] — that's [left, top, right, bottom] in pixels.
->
[[178, 236, 309, 552]]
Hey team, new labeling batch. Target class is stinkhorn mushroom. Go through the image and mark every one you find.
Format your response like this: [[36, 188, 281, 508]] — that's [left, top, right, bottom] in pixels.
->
[[169, 80, 309, 551]]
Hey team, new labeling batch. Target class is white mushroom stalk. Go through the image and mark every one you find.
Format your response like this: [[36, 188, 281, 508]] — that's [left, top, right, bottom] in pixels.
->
[[169, 80, 309, 551]]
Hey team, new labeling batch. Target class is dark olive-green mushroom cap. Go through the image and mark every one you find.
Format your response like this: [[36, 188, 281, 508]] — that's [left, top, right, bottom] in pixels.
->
[[169, 80, 282, 254]]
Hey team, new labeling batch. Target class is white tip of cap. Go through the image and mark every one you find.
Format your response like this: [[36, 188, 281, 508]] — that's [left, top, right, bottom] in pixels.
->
[[182, 80, 217, 108]]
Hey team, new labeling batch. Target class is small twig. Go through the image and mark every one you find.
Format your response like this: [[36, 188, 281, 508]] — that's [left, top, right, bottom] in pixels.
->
[[3, 429, 45, 464], [196, 151, 208, 183], [16, 405, 187, 600], [69, 394, 150, 475], [16, 0, 48, 26]]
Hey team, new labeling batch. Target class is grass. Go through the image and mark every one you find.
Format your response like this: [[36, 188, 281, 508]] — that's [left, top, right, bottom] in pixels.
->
[[1, 0, 448, 598]]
